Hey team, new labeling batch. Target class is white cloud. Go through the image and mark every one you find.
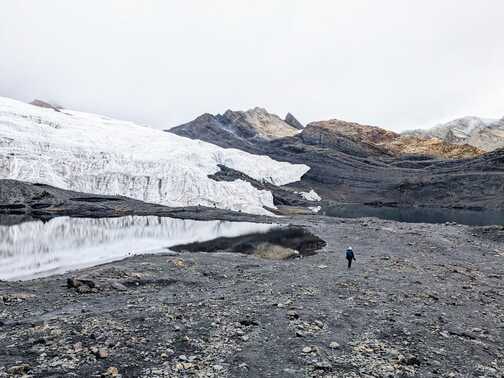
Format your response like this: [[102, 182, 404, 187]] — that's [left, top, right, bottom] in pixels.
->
[[1, 0, 503, 131]]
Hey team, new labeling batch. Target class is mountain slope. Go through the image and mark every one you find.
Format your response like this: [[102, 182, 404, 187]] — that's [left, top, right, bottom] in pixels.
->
[[306, 119, 483, 159], [405, 116, 504, 151], [169, 112, 504, 209], [168, 107, 301, 150], [0, 97, 310, 215]]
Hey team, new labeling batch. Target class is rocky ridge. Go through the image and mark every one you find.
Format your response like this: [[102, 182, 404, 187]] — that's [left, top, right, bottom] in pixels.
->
[[169, 108, 301, 148], [169, 111, 504, 210], [405, 116, 504, 152], [306, 119, 484, 159]]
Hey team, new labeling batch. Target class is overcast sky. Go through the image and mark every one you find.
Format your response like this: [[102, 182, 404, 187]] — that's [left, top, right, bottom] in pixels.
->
[[1, 1, 503, 131]]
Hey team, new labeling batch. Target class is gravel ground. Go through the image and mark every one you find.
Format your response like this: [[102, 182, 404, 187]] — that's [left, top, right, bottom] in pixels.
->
[[1, 216, 504, 377]]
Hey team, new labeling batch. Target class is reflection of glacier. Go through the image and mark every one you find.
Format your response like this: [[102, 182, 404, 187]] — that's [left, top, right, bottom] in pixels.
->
[[0, 216, 277, 281], [0, 97, 310, 215]]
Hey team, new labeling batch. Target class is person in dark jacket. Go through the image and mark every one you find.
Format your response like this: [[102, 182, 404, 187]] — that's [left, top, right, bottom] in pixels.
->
[[346, 246, 356, 268]]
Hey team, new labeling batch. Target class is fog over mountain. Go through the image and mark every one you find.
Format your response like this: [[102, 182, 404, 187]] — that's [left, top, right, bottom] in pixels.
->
[[1, 0, 503, 131]]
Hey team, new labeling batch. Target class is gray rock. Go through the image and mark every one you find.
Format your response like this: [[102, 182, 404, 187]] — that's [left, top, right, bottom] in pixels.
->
[[329, 341, 340, 349]]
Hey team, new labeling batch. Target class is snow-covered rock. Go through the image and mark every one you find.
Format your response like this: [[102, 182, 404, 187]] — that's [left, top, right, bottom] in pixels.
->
[[297, 189, 322, 202], [404, 116, 504, 152], [0, 97, 310, 215]]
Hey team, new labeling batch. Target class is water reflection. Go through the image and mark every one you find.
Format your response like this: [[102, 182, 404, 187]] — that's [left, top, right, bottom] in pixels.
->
[[323, 204, 504, 226], [0, 216, 277, 281]]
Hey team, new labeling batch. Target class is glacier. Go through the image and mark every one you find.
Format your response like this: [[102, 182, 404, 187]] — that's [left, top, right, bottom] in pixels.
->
[[0, 97, 310, 215], [0, 216, 278, 280]]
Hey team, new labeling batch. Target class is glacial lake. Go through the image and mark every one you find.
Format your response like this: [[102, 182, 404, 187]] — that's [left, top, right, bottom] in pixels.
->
[[0, 216, 278, 281], [323, 204, 504, 226]]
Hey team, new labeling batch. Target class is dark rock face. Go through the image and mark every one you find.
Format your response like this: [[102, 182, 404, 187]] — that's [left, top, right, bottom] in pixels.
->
[[300, 122, 393, 158], [208, 165, 311, 208], [168, 113, 504, 210], [284, 112, 304, 130], [168, 107, 300, 149]]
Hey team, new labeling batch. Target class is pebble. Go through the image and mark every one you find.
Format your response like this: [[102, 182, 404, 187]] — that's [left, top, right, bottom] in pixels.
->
[[96, 348, 109, 359], [329, 341, 340, 349], [287, 310, 299, 319], [111, 282, 128, 291], [7, 364, 30, 375], [302, 346, 312, 353], [67, 278, 81, 288], [104, 366, 119, 377]]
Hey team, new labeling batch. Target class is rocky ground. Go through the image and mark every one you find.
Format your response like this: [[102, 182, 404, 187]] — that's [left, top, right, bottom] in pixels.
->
[[1, 215, 504, 377]]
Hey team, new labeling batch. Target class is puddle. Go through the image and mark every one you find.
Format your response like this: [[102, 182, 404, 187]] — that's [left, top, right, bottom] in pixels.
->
[[0, 216, 279, 281], [323, 204, 504, 226], [170, 227, 326, 259]]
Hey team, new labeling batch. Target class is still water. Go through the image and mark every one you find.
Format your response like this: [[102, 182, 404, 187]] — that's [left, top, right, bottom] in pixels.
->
[[0, 216, 277, 281], [323, 204, 504, 226]]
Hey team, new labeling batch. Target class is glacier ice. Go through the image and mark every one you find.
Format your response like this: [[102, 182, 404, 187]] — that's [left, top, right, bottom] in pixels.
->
[[0, 216, 278, 280], [0, 97, 310, 215], [297, 189, 322, 202]]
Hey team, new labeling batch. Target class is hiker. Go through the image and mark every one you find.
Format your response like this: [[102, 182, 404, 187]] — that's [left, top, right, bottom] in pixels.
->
[[346, 246, 356, 268]]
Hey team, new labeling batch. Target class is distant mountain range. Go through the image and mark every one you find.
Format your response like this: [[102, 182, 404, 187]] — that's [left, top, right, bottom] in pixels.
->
[[404, 116, 504, 152], [169, 107, 504, 209], [171, 107, 488, 160], [5, 99, 502, 211]]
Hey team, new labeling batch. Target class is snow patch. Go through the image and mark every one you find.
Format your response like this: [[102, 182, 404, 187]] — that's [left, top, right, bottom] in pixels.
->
[[297, 189, 322, 202]]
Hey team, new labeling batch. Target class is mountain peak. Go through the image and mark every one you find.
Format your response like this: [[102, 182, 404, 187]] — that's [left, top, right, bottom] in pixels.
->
[[284, 113, 304, 130]]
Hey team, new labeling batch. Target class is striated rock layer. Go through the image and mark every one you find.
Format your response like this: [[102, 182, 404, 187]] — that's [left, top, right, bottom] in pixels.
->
[[306, 119, 483, 159], [169, 111, 504, 209], [168, 107, 302, 150]]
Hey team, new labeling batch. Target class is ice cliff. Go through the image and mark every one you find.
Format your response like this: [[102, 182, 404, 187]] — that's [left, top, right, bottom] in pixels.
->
[[0, 97, 310, 215]]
